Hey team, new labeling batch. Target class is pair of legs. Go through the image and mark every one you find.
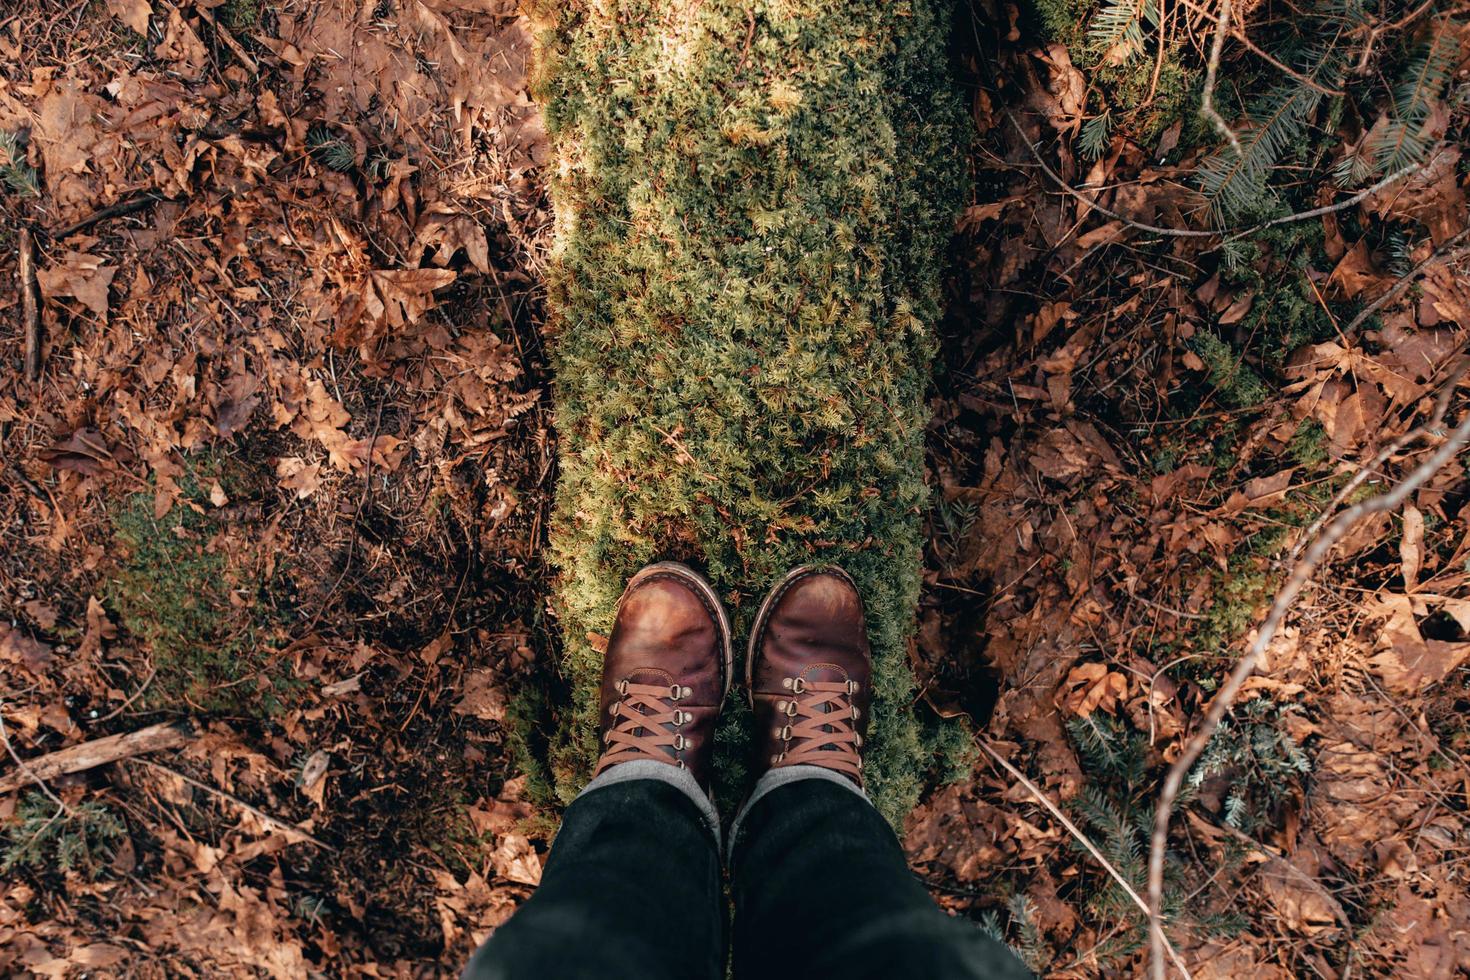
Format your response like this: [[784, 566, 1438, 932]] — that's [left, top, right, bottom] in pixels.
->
[[464, 564, 1028, 979]]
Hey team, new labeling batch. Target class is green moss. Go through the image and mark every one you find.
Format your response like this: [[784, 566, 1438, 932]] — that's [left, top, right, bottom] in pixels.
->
[[535, 0, 965, 824], [1288, 418, 1329, 469], [107, 455, 297, 716]]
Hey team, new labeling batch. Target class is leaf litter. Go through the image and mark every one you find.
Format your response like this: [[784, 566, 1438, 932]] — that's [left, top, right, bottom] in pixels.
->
[[1, 0, 1469, 976]]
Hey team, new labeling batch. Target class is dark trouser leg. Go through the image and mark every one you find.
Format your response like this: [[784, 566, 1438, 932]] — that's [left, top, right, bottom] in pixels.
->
[[729, 770, 1031, 980], [464, 764, 724, 980]]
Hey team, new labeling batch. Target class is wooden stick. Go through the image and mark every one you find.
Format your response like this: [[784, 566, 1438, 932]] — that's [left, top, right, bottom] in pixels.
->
[[133, 757, 336, 851], [19, 226, 40, 382], [0, 720, 195, 794], [1147, 404, 1470, 980], [979, 740, 1195, 980]]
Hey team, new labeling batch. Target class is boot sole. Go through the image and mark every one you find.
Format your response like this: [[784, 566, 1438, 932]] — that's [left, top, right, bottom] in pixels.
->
[[622, 561, 734, 701], [745, 564, 860, 708]]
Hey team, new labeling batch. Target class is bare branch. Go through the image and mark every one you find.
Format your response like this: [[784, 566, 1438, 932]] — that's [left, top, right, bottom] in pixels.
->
[[1146, 403, 1470, 980], [1341, 227, 1470, 336], [1198, 0, 1241, 157], [132, 757, 337, 852], [979, 740, 1195, 980], [19, 227, 40, 382]]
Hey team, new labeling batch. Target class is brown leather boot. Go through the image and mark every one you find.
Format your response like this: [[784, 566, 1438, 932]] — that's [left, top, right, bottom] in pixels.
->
[[594, 562, 732, 789], [747, 566, 871, 785]]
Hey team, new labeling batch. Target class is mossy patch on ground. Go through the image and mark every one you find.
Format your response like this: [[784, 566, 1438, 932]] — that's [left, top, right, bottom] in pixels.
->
[[533, 0, 966, 823], [107, 454, 296, 717]]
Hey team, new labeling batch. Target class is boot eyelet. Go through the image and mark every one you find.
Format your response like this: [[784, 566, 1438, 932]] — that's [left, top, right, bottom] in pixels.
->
[[669, 684, 682, 700], [779, 724, 792, 741], [616, 679, 629, 696], [673, 734, 686, 750], [785, 701, 798, 717], [850, 705, 859, 720], [791, 677, 805, 694]]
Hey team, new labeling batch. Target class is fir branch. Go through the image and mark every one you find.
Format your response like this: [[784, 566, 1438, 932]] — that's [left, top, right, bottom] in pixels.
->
[[1370, 23, 1457, 173]]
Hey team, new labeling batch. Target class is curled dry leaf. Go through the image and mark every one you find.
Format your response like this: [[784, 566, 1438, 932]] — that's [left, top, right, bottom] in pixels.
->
[[0, 624, 55, 675], [1057, 662, 1127, 717], [36, 251, 118, 322]]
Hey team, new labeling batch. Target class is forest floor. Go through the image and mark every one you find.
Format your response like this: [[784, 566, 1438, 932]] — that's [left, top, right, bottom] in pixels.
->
[[2, 0, 1469, 977]]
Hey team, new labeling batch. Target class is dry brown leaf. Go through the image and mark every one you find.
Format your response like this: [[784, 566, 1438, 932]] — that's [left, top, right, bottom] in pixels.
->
[[105, 0, 151, 33], [275, 457, 322, 499], [1369, 593, 1470, 693], [36, 251, 118, 321], [1057, 662, 1127, 717], [0, 625, 54, 675], [491, 833, 542, 886], [454, 669, 507, 721]]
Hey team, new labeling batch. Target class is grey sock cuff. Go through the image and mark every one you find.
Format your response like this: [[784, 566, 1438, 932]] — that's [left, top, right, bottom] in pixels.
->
[[727, 764, 870, 861], [576, 759, 722, 848]]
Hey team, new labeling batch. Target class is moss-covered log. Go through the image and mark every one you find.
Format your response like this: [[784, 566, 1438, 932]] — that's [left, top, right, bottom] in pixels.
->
[[533, 0, 965, 823]]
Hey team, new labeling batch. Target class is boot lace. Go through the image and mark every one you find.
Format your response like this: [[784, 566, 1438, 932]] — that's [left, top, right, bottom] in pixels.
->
[[594, 679, 692, 775], [771, 676, 862, 779]]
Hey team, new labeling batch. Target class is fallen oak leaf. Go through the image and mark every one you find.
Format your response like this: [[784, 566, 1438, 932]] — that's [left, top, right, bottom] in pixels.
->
[[104, 0, 151, 33], [37, 427, 117, 476], [36, 251, 117, 322], [1057, 661, 1128, 717], [0, 624, 54, 675], [275, 456, 323, 499], [368, 268, 457, 328]]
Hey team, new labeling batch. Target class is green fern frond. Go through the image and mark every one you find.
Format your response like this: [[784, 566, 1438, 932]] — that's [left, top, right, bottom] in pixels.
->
[[1079, 109, 1114, 160], [1198, 78, 1326, 223], [1088, 0, 1160, 62], [1370, 25, 1457, 174], [0, 131, 40, 198], [306, 124, 356, 173]]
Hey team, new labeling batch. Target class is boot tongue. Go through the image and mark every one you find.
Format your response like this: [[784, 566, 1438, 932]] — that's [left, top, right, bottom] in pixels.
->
[[625, 666, 675, 689]]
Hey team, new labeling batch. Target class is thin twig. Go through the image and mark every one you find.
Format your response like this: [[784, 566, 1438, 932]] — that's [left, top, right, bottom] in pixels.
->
[[1215, 163, 1425, 247], [45, 190, 167, 240], [1146, 404, 1470, 980], [978, 740, 1194, 980], [1231, 26, 1343, 96], [133, 757, 337, 852], [1340, 228, 1470, 336], [1004, 110, 1216, 239], [1198, 0, 1241, 156], [19, 226, 41, 381], [1289, 356, 1467, 561], [1004, 110, 1424, 243], [191, 4, 259, 74]]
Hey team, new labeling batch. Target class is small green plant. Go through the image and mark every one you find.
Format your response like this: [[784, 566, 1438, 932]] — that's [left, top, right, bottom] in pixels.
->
[[107, 455, 296, 715], [307, 124, 356, 173], [1064, 715, 1191, 963], [221, 0, 260, 31], [979, 894, 1050, 973], [0, 131, 40, 198], [1186, 699, 1311, 834], [1190, 330, 1270, 408], [2, 793, 126, 880]]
